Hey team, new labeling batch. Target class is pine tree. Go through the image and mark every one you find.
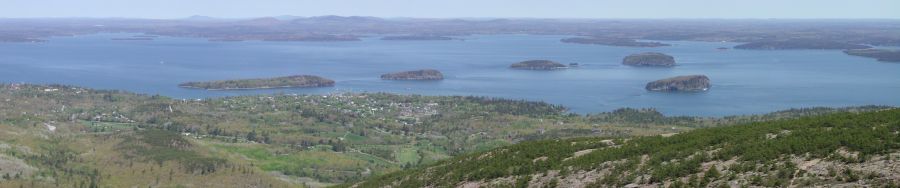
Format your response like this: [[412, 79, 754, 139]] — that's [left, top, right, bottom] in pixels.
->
[[246, 130, 258, 142]]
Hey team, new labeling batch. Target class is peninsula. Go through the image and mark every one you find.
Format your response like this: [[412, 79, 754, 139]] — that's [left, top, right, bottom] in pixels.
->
[[179, 75, 335, 90], [561, 37, 670, 47], [844, 49, 900, 62], [734, 39, 871, 50]]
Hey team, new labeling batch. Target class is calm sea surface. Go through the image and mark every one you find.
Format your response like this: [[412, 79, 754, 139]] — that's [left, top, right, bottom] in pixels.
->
[[2, 34, 899, 116]]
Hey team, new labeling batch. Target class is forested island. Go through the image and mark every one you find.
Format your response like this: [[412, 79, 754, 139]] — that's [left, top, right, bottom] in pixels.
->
[[622, 52, 676, 67], [646, 75, 711, 92], [381, 36, 456, 41], [510, 60, 567, 70], [178, 75, 335, 90], [843, 49, 900, 62], [734, 39, 872, 50], [561, 37, 670, 47], [380, 69, 444, 80]]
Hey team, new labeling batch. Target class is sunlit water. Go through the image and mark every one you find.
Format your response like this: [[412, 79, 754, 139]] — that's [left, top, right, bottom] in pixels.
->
[[2, 34, 899, 116]]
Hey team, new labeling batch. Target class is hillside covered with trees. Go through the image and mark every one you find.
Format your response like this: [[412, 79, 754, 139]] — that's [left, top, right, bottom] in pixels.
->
[[346, 109, 900, 187]]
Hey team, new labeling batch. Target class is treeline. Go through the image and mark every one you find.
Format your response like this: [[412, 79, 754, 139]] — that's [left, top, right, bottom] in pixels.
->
[[586, 108, 698, 126]]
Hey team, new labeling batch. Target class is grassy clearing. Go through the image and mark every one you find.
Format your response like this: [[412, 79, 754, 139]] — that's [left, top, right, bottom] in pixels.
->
[[216, 143, 382, 183], [395, 147, 419, 166]]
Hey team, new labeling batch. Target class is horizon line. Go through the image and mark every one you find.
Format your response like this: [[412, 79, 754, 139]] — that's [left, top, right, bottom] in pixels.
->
[[2, 15, 900, 21]]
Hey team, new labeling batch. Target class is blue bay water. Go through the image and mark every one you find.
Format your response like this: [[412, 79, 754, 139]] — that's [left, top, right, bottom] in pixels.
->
[[1, 34, 899, 116]]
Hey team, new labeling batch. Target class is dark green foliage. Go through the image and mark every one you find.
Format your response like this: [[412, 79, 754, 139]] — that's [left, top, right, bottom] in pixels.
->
[[587, 108, 699, 127], [702, 165, 720, 186], [515, 175, 532, 188]]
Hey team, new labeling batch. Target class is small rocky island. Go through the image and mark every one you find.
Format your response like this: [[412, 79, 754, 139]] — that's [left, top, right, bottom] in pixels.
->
[[622, 52, 676, 67], [380, 69, 444, 80], [646, 75, 711, 92], [843, 49, 900, 62], [510, 60, 567, 70], [179, 75, 335, 90]]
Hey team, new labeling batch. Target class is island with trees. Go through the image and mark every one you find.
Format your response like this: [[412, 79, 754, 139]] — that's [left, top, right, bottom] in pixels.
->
[[843, 49, 900, 62], [179, 75, 335, 90], [646, 75, 711, 92], [734, 39, 871, 50], [561, 37, 670, 47], [510, 60, 567, 70], [622, 52, 676, 67], [380, 69, 445, 80]]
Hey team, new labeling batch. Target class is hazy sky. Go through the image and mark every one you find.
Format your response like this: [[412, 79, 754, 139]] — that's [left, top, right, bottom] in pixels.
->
[[3, 0, 899, 19]]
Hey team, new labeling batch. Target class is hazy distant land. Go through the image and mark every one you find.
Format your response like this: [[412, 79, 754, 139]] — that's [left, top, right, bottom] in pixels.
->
[[2, 17, 899, 52]]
